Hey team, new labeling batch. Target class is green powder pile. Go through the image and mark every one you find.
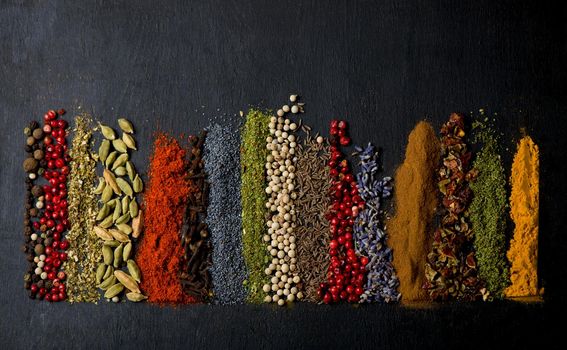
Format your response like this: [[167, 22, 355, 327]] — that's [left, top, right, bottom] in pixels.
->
[[470, 111, 509, 298], [240, 109, 270, 303]]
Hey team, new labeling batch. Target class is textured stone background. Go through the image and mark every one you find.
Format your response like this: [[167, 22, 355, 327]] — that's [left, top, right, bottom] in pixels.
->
[[1, 0, 565, 348]]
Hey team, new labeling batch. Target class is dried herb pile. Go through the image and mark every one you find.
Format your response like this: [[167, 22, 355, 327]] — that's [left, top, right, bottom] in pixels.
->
[[93, 119, 146, 303], [505, 135, 540, 298], [204, 123, 247, 305], [179, 131, 213, 302], [424, 113, 486, 301], [64, 115, 101, 303], [295, 128, 331, 302], [470, 113, 509, 298], [240, 109, 270, 303], [353, 144, 399, 303], [387, 121, 440, 302]]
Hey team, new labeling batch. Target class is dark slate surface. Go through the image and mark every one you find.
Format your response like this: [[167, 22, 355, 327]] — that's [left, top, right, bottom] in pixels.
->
[[1, 0, 565, 348]]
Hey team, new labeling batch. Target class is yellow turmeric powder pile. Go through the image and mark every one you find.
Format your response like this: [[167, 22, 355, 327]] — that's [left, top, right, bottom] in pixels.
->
[[505, 136, 540, 298]]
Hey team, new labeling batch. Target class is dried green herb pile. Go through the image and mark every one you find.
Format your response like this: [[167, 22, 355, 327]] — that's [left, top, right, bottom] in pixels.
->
[[424, 113, 486, 301], [241, 109, 270, 303], [470, 112, 509, 298], [64, 115, 101, 302]]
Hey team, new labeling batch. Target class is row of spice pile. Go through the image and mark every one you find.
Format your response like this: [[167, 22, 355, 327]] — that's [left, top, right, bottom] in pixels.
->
[[22, 99, 541, 305]]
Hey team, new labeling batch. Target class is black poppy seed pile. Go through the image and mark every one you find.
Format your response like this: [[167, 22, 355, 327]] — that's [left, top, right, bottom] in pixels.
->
[[204, 123, 248, 304]]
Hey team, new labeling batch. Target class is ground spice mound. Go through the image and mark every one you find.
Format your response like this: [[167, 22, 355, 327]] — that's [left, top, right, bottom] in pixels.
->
[[240, 109, 270, 303], [470, 114, 509, 298], [387, 121, 439, 303], [136, 133, 193, 304], [505, 136, 540, 298]]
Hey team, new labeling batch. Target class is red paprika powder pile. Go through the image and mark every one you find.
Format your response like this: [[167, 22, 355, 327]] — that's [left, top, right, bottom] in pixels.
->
[[136, 133, 194, 304]]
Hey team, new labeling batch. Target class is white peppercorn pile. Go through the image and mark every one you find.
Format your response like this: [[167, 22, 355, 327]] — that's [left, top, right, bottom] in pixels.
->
[[204, 123, 248, 304], [262, 114, 302, 305]]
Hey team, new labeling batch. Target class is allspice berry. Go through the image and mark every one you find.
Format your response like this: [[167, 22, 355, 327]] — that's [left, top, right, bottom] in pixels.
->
[[34, 244, 45, 255], [32, 128, 44, 140], [33, 149, 44, 160], [31, 185, 43, 197], [44, 237, 53, 248], [26, 136, 35, 146], [23, 158, 38, 173]]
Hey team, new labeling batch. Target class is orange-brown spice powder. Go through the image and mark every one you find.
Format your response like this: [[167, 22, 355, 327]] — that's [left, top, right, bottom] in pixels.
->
[[136, 133, 194, 304]]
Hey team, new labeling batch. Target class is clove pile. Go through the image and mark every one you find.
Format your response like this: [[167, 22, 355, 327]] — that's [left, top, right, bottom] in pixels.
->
[[179, 131, 213, 301]]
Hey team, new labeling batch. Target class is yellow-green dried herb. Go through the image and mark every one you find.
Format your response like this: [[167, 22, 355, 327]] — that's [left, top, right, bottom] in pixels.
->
[[240, 109, 270, 303], [470, 111, 509, 298], [63, 115, 102, 303]]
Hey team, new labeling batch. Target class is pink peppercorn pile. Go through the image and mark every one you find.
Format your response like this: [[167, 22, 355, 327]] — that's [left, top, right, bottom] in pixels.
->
[[318, 120, 368, 304]]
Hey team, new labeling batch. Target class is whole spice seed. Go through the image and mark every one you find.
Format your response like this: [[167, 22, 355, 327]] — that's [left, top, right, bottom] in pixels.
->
[[424, 113, 487, 301], [353, 144, 400, 303], [136, 133, 193, 304], [387, 121, 440, 302], [23, 109, 71, 302], [294, 128, 331, 302], [505, 135, 540, 298], [261, 110, 302, 306], [179, 131, 213, 302], [23, 120, 41, 300], [319, 120, 366, 304], [469, 112, 509, 298], [241, 109, 271, 303], [94, 118, 145, 303], [204, 123, 247, 305], [64, 115, 101, 303]]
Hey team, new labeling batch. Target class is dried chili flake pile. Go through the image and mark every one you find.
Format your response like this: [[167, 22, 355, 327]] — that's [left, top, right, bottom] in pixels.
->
[[424, 113, 487, 301]]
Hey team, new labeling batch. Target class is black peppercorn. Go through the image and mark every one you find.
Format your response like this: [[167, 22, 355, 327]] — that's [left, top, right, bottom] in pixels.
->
[[29, 292, 36, 299], [31, 185, 43, 197], [25, 145, 33, 153], [26, 255, 34, 262], [36, 279, 44, 287], [45, 281, 53, 289], [30, 121, 39, 129]]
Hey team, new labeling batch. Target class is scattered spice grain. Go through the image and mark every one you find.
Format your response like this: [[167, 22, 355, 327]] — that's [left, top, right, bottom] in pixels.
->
[[240, 109, 271, 303], [470, 112, 509, 298], [505, 135, 540, 298], [387, 121, 439, 303]]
